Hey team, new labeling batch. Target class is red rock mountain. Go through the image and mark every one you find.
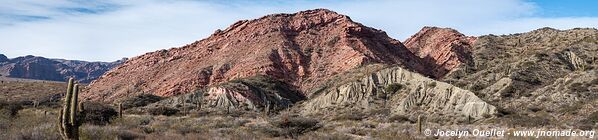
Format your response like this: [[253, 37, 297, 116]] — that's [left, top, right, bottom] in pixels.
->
[[404, 27, 476, 78], [83, 9, 428, 101]]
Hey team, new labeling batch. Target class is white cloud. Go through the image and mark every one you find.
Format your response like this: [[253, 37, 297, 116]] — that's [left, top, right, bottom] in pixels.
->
[[0, 0, 596, 61]]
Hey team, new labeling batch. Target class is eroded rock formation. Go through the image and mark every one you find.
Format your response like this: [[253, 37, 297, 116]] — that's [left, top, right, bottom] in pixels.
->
[[142, 75, 305, 113], [302, 66, 496, 120]]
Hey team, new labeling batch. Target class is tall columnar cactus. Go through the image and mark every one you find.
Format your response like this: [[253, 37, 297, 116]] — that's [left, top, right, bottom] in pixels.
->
[[264, 101, 271, 117], [58, 78, 83, 140], [118, 103, 123, 118], [417, 115, 423, 134]]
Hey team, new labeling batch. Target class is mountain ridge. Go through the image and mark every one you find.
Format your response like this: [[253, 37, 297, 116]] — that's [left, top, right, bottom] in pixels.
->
[[83, 9, 432, 101], [0, 54, 125, 83]]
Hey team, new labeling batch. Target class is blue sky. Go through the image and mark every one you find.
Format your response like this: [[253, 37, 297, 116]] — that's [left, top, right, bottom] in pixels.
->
[[0, 0, 597, 62], [530, 0, 598, 17]]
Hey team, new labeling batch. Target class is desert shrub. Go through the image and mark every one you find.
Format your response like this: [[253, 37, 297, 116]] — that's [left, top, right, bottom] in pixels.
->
[[577, 121, 594, 131], [326, 36, 340, 47], [384, 83, 403, 94], [569, 82, 589, 92], [510, 69, 542, 85], [111, 115, 153, 129], [0, 100, 24, 117], [80, 125, 141, 140], [148, 107, 179, 116], [36, 93, 63, 108], [251, 125, 282, 137], [527, 106, 542, 112], [470, 83, 485, 92], [505, 113, 551, 127], [427, 82, 437, 88], [332, 111, 366, 121], [587, 111, 598, 123], [591, 79, 598, 85], [82, 102, 118, 125], [272, 116, 321, 138], [388, 115, 410, 123], [300, 132, 352, 140], [117, 130, 142, 140], [7, 124, 61, 140], [559, 102, 583, 115], [121, 94, 163, 109], [369, 126, 416, 140], [494, 107, 513, 117], [368, 108, 390, 116]]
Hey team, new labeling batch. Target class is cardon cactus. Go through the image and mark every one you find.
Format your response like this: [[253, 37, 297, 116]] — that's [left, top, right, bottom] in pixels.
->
[[118, 103, 123, 118], [417, 115, 423, 134], [58, 78, 84, 140]]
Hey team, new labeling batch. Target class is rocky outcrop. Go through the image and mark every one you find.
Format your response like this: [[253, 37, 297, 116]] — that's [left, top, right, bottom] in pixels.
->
[[480, 77, 513, 100], [562, 51, 586, 71], [302, 65, 496, 120], [404, 27, 476, 79], [0, 55, 124, 83], [440, 28, 598, 124], [84, 9, 428, 101], [142, 75, 305, 113]]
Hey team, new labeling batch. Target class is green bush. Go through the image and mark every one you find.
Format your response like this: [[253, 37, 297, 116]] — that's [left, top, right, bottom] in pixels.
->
[[384, 83, 403, 94]]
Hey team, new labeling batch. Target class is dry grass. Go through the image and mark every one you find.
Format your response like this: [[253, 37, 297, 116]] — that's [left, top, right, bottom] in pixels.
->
[[0, 78, 66, 102]]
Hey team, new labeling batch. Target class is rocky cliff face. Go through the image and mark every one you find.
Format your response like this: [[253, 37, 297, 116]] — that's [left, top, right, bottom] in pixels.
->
[[0, 55, 124, 83], [404, 27, 476, 79], [301, 65, 495, 120], [84, 9, 429, 101]]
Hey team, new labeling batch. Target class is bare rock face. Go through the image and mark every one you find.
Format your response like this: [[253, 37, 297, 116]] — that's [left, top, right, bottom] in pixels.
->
[[563, 51, 587, 71], [302, 65, 496, 120], [404, 27, 476, 79], [84, 9, 427, 101]]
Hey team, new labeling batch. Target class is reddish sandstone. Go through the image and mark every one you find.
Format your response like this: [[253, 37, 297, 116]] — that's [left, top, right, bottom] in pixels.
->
[[82, 9, 427, 101], [404, 27, 476, 79]]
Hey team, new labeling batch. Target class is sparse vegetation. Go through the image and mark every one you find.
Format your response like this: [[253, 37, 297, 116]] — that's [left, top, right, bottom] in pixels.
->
[[120, 94, 163, 110], [427, 82, 437, 88], [388, 115, 411, 123], [1, 15, 597, 140], [0, 100, 24, 117], [82, 102, 118, 125], [588, 111, 598, 123], [148, 107, 179, 116], [271, 116, 321, 138], [570, 82, 589, 92], [384, 83, 403, 94], [57, 78, 83, 139]]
